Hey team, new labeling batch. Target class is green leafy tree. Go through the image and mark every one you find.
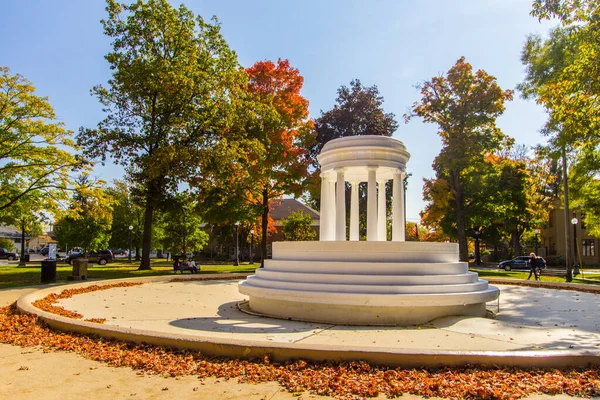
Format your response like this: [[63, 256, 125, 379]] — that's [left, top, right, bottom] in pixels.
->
[[106, 180, 145, 257], [281, 209, 316, 241], [54, 177, 113, 253], [421, 144, 553, 259], [0, 66, 88, 221], [0, 238, 14, 251], [160, 194, 208, 255], [528, 1, 600, 143], [78, 0, 246, 269], [519, 1, 600, 277], [8, 202, 44, 265], [405, 57, 513, 261]]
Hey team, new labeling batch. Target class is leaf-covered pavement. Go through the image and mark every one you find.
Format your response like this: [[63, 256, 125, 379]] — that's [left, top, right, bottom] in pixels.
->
[[1, 301, 599, 399]]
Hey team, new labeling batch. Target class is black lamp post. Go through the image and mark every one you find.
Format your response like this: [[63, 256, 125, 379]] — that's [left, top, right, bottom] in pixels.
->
[[249, 229, 254, 265], [474, 230, 481, 266], [571, 215, 579, 275], [128, 225, 133, 264], [534, 229, 539, 255], [234, 221, 240, 266]]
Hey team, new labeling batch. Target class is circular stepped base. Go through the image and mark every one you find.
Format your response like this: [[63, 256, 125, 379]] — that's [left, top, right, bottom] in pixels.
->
[[238, 241, 499, 326]]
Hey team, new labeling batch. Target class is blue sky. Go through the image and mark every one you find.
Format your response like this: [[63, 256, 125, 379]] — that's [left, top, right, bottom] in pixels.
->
[[1, 0, 554, 221]]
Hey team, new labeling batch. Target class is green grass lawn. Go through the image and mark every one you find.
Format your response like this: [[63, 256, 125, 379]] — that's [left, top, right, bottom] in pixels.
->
[[472, 268, 600, 284], [0, 259, 258, 290], [2, 260, 599, 291]]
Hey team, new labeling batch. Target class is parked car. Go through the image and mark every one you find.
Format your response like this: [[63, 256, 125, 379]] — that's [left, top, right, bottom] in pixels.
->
[[0, 248, 18, 260], [498, 256, 547, 271], [173, 252, 194, 261], [112, 249, 127, 256], [65, 250, 114, 265]]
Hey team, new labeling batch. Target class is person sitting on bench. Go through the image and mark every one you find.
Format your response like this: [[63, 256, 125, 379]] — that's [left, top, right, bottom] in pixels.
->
[[188, 259, 199, 274]]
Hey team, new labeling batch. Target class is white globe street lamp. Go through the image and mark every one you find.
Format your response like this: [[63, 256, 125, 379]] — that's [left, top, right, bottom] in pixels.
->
[[234, 222, 240, 266], [128, 225, 133, 264]]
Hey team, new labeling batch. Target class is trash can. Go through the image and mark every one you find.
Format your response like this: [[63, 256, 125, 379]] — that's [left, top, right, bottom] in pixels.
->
[[41, 260, 57, 283]]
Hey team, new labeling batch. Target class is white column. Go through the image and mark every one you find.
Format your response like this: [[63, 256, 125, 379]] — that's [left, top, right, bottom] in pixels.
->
[[392, 170, 405, 241], [327, 176, 336, 240], [335, 168, 346, 241], [319, 173, 330, 241], [367, 167, 378, 241], [350, 181, 359, 241], [377, 180, 387, 241]]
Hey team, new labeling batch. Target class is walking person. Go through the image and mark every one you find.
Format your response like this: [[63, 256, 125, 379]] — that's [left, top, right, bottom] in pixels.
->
[[527, 252, 540, 281]]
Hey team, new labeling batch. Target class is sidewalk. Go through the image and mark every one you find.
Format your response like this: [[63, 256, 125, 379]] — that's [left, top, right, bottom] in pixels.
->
[[0, 284, 334, 400], [16, 276, 600, 367], [3, 279, 598, 399]]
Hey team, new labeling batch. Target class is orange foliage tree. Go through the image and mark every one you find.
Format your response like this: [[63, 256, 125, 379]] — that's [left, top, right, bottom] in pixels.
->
[[195, 59, 314, 266]]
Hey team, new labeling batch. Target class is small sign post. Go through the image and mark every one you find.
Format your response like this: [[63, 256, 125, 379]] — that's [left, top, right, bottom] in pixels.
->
[[48, 243, 57, 260]]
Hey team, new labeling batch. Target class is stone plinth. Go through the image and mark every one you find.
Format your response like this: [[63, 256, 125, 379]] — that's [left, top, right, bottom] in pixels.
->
[[68, 259, 88, 281], [239, 241, 499, 326]]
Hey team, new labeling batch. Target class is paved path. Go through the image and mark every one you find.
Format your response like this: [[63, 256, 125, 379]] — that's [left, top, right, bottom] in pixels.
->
[[15, 276, 600, 367], [2, 279, 596, 399]]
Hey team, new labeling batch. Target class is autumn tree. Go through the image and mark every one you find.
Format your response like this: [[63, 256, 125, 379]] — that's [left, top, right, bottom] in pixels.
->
[[281, 209, 316, 241], [78, 0, 246, 270], [0, 67, 88, 222], [195, 59, 314, 267], [406, 57, 513, 261]]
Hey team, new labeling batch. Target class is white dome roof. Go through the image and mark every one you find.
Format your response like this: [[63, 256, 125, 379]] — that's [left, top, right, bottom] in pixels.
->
[[317, 135, 410, 181]]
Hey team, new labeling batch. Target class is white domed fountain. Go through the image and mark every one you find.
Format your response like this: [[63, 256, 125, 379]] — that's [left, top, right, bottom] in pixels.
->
[[239, 136, 499, 325]]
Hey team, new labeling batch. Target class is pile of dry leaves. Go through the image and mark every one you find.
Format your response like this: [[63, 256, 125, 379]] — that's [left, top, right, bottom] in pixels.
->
[[31, 282, 144, 322], [2, 280, 599, 399], [0, 303, 598, 399]]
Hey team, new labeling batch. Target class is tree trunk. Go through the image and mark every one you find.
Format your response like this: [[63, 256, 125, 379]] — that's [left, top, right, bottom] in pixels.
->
[[260, 189, 269, 268], [19, 219, 26, 266], [450, 170, 469, 262], [511, 228, 520, 257], [139, 190, 155, 270], [135, 246, 140, 261]]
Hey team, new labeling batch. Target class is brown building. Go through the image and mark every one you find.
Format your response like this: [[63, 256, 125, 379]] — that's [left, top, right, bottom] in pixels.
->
[[541, 202, 598, 265]]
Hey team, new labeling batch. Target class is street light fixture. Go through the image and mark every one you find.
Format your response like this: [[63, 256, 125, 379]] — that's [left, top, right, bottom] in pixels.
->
[[234, 222, 240, 266], [249, 229, 254, 265], [473, 229, 481, 266], [128, 225, 133, 264], [571, 216, 580, 275], [534, 229, 539, 255]]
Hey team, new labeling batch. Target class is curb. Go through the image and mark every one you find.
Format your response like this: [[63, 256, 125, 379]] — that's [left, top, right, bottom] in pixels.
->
[[16, 275, 600, 369]]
